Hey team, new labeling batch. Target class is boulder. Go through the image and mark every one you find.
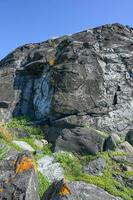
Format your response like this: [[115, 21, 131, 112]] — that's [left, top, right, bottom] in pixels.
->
[[118, 141, 133, 154], [54, 127, 105, 155], [103, 135, 117, 151], [0, 151, 39, 200], [125, 130, 133, 146], [37, 155, 64, 181], [43, 180, 122, 200], [84, 157, 106, 175]]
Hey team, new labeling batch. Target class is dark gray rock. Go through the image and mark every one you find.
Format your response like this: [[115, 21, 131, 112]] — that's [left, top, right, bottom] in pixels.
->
[[43, 180, 123, 200], [103, 135, 117, 151], [84, 157, 106, 175], [126, 176, 133, 189], [54, 127, 104, 155], [0, 23, 133, 137], [125, 130, 133, 146], [0, 151, 39, 200]]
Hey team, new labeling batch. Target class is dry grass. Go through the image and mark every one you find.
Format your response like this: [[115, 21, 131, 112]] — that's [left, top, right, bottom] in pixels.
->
[[0, 122, 12, 142]]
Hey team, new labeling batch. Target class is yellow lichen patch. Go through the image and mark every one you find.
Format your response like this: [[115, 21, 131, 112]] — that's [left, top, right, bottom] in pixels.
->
[[48, 57, 56, 66], [0, 188, 3, 192], [59, 183, 71, 196], [16, 156, 37, 174], [0, 122, 12, 142]]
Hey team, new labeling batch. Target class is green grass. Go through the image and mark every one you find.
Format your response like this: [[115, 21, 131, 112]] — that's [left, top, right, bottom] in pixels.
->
[[0, 140, 10, 161], [8, 142, 23, 152], [55, 151, 133, 200], [7, 116, 44, 139], [55, 152, 82, 178], [38, 172, 51, 199]]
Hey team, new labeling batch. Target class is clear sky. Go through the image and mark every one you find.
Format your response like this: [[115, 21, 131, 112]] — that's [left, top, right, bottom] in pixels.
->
[[0, 0, 133, 60]]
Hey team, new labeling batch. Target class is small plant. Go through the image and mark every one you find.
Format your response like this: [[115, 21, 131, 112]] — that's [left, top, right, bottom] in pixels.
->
[[0, 123, 12, 142], [43, 143, 53, 155]]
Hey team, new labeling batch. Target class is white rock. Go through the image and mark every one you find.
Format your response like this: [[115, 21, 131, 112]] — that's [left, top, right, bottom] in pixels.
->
[[37, 155, 64, 181], [34, 139, 44, 148], [12, 140, 34, 152]]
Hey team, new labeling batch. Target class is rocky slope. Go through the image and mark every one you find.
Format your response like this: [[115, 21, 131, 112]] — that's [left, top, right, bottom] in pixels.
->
[[0, 23, 133, 199]]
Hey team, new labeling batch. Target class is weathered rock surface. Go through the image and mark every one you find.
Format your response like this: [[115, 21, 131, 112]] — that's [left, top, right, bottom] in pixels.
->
[[54, 127, 104, 155], [84, 157, 106, 175], [118, 141, 133, 154], [125, 130, 133, 146], [43, 180, 123, 200], [37, 155, 64, 181], [0, 23, 133, 137], [0, 151, 39, 200]]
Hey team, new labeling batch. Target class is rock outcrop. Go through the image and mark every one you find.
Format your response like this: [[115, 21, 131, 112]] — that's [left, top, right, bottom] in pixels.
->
[[1, 23, 133, 150]]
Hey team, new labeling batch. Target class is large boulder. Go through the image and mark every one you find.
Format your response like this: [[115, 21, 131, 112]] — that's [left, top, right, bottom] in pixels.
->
[[54, 127, 105, 155], [43, 180, 122, 200], [0, 151, 39, 200]]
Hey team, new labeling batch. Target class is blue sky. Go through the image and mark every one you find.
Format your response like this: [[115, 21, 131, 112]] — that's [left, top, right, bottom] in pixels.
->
[[0, 0, 133, 60]]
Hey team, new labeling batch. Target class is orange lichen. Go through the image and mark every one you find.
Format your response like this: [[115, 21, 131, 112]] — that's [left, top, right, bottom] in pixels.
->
[[48, 57, 56, 66], [59, 183, 71, 196], [16, 156, 37, 174]]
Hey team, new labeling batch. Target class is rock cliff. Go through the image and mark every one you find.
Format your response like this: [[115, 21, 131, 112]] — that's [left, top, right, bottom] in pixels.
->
[[1, 22, 133, 200], [0, 23, 133, 138]]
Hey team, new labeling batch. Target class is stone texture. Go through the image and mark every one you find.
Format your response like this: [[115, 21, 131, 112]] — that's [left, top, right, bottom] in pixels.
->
[[112, 155, 133, 164], [103, 135, 117, 151], [37, 155, 64, 181], [43, 180, 123, 200], [84, 157, 106, 175], [0, 151, 39, 200], [54, 127, 104, 155], [12, 140, 35, 152], [0, 23, 133, 137], [118, 141, 133, 154], [125, 130, 133, 146]]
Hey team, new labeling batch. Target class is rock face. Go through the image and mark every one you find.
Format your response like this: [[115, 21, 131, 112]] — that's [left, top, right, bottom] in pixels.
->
[[1, 23, 133, 143]]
